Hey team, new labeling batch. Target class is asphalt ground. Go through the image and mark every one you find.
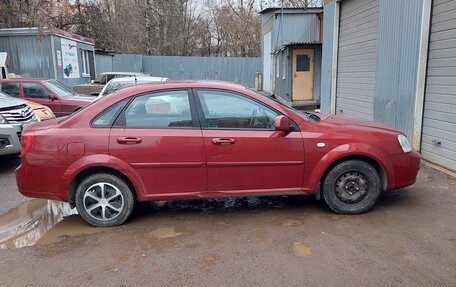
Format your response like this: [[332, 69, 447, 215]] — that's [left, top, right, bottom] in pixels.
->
[[0, 156, 455, 286]]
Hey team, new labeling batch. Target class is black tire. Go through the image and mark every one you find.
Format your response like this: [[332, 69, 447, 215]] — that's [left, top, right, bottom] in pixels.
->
[[322, 160, 381, 214], [75, 173, 135, 227]]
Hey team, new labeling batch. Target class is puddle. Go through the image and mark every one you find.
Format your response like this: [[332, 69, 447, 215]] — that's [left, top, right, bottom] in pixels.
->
[[36, 215, 104, 245], [291, 242, 312, 257], [0, 199, 103, 249], [150, 227, 183, 239]]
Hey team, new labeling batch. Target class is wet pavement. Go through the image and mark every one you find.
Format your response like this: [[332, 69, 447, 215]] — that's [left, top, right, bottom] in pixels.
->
[[0, 157, 455, 286]]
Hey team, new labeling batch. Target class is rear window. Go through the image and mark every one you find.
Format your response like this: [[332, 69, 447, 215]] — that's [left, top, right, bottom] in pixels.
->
[[0, 83, 20, 97]]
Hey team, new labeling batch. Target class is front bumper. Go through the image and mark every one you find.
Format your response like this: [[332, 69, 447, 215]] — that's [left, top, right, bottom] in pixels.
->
[[0, 124, 22, 156], [387, 150, 421, 190]]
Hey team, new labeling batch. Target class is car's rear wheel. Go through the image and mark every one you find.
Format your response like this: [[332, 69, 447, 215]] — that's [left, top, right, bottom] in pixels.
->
[[322, 160, 381, 214], [75, 173, 135, 227]]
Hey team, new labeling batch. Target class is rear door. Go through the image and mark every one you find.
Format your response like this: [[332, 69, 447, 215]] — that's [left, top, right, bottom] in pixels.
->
[[22, 82, 62, 115], [194, 89, 304, 194], [109, 89, 206, 199]]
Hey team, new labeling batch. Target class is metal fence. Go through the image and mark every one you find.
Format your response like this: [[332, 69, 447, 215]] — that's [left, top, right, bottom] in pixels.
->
[[96, 54, 262, 87]]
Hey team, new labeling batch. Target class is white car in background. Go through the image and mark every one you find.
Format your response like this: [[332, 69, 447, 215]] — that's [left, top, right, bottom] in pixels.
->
[[97, 76, 168, 99]]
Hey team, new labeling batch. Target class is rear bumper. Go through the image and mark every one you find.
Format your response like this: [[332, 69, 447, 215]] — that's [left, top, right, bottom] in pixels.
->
[[0, 124, 22, 156], [16, 154, 68, 201], [387, 150, 421, 190], [15, 162, 69, 202]]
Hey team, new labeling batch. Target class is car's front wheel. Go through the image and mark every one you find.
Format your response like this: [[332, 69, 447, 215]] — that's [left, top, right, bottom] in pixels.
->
[[75, 173, 135, 227], [322, 160, 381, 214]]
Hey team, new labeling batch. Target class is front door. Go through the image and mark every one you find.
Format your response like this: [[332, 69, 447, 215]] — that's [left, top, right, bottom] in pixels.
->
[[22, 82, 62, 115], [109, 89, 206, 199], [292, 49, 314, 101], [195, 89, 304, 194]]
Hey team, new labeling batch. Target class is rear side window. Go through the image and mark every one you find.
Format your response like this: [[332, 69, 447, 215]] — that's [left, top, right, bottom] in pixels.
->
[[124, 90, 193, 128], [1, 83, 20, 97], [92, 99, 128, 127]]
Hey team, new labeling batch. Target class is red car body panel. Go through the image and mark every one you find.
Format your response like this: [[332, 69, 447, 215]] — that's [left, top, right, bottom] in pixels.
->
[[109, 128, 207, 198], [0, 79, 94, 117], [16, 81, 421, 205]]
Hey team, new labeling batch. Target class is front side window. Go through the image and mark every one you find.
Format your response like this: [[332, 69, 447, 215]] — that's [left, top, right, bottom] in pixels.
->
[[197, 90, 278, 130], [124, 90, 193, 128], [23, 83, 50, 99], [106, 74, 116, 83], [0, 83, 20, 97], [95, 74, 106, 84]]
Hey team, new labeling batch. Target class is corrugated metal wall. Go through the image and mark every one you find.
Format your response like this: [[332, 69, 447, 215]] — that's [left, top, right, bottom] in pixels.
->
[[102, 54, 261, 87], [0, 30, 95, 88], [336, 0, 379, 121], [112, 54, 143, 72], [374, 0, 422, 138], [0, 35, 54, 79], [320, 1, 335, 114], [272, 13, 321, 52], [95, 54, 113, 74], [421, 0, 456, 171]]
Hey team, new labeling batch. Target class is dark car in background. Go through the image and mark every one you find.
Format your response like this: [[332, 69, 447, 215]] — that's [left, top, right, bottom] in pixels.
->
[[0, 79, 95, 117]]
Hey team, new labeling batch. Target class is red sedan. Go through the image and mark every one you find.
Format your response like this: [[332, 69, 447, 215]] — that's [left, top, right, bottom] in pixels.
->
[[16, 81, 420, 227], [0, 79, 94, 117]]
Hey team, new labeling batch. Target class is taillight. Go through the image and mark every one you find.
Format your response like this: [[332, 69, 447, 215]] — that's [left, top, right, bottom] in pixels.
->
[[21, 132, 34, 157]]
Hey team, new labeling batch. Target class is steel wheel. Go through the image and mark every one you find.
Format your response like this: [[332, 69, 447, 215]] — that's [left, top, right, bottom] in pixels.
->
[[83, 182, 125, 222], [334, 171, 370, 203], [322, 160, 381, 214]]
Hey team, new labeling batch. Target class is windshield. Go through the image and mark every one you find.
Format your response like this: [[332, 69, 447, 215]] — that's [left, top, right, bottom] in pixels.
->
[[44, 80, 73, 97], [249, 89, 320, 122]]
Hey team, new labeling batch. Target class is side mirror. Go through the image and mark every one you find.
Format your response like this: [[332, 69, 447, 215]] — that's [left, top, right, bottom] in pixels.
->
[[48, 94, 57, 101], [274, 115, 292, 132]]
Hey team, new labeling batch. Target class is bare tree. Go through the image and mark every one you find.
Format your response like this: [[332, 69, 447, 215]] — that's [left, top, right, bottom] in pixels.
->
[[0, 0, 321, 56]]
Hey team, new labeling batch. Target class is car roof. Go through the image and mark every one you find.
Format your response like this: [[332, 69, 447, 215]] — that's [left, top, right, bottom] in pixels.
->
[[107, 76, 168, 83], [114, 80, 249, 95], [99, 72, 145, 76], [0, 78, 52, 82]]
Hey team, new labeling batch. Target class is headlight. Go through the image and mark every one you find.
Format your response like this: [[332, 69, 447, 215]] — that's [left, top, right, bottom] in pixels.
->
[[397, 134, 412, 153], [0, 114, 8, 124]]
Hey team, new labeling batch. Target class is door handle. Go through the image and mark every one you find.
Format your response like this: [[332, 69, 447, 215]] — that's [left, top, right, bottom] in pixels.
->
[[117, 137, 142, 144], [212, 138, 236, 145]]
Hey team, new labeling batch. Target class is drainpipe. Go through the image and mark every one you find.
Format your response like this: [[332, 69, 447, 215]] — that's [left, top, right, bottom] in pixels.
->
[[330, 0, 341, 114], [412, 0, 432, 151]]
